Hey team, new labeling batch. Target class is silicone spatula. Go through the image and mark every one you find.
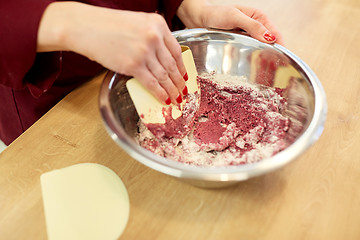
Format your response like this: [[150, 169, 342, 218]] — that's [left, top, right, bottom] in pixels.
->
[[126, 46, 199, 125]]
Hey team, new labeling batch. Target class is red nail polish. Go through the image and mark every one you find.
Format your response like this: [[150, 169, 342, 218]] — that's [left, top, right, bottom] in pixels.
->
[[176, 94, 182, 104], [183, 72, 188, 81], [182, 86, 188, 95], [263, 31, 276, 42], [165, 97, 171, 105]]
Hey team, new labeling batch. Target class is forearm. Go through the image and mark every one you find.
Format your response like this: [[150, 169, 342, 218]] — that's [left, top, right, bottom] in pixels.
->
[[37, 1, 77, 52], [37, 1, 187, 104], [37, 1, 122, 55], [37, 2, 135, 60]]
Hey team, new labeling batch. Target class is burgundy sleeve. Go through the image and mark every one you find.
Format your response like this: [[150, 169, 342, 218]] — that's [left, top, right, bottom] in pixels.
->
[[159, 0, 185, 30], [0, 0, 57, 94], [0, 0, 184, 98]]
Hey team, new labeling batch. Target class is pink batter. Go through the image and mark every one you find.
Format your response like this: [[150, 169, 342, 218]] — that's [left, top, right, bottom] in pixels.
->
[[137, 73, 299, 166]]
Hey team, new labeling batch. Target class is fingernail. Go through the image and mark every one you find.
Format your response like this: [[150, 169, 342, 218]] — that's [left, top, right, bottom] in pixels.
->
[[176, 94, 182, 104], [165, 97, 171, 105], [263, 31, 276, 42], [183, 72, 188, 81], [182, 86, 188, 95]]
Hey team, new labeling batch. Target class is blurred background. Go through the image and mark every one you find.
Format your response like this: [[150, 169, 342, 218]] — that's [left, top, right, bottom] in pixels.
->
[[0, 141, 6, 153]]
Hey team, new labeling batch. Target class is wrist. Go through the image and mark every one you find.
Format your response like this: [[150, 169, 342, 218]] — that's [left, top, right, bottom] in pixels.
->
[[37, 2, 87, 52], [177, 0, 209, 28]]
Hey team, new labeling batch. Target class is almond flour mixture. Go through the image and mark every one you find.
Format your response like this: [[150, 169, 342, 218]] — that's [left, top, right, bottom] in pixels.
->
[[137, 72, 297, 166]]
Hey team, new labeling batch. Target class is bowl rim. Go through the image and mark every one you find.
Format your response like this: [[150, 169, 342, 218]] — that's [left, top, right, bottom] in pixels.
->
[[99, 28, 327, 182]]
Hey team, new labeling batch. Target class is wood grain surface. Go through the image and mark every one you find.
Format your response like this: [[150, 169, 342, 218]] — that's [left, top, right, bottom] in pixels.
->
[[1, 0, 360, 239]]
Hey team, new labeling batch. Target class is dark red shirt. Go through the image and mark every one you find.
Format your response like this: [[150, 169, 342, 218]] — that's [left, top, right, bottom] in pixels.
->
[[0, 0, 184, 145]]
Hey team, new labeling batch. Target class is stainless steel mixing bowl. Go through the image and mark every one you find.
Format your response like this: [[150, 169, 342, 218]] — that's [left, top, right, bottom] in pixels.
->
[[99, 29, 327, 188]]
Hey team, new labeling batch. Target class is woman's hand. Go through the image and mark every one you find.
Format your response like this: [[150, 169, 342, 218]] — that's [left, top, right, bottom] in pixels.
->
[[177, 0, 283, 45], [37, 2, 187, 105]]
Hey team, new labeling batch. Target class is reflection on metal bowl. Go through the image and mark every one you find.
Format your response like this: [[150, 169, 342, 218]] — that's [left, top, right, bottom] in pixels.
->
[[99, 29, 327, 188]]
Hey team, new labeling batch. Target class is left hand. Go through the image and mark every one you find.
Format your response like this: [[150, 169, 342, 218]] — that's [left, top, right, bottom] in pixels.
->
[[177, 0, 284, 45]]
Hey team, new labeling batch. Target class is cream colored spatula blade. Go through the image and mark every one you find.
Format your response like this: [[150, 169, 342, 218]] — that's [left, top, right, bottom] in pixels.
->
[[126, 46, 199, 124]]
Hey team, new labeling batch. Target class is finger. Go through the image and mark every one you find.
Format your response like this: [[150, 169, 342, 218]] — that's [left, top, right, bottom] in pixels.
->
[[239, 7, 284, 45], [146, 52, 182, 104], [135, 67, 172, 105], [156, 41, 186, 96], [163, 29, 188, 80], [263, 22, 284, 45], [252, 11, 284, 45], [230, 8, 277, 44]]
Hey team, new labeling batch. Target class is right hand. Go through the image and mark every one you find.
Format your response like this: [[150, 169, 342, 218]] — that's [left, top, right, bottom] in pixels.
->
[[37, 2, 187, 105]]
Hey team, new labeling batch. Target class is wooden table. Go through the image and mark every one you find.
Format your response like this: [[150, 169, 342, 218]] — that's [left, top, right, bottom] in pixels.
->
[[1, 0, 360, 239]]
